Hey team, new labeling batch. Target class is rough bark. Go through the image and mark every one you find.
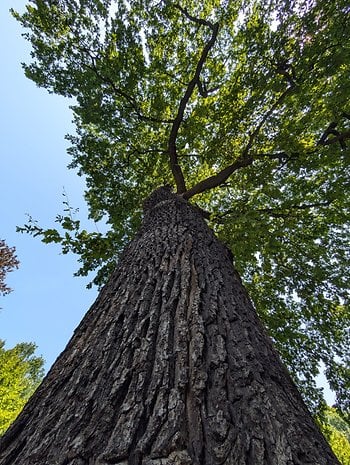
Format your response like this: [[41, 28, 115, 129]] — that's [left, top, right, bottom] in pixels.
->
[[0, 187, 339, 465]]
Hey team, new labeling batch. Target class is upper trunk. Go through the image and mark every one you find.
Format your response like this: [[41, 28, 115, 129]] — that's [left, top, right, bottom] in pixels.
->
[[0, 187, 339, 465]]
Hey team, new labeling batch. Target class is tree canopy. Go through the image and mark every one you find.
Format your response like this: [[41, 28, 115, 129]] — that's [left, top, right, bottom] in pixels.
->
[[13, 0, 350, 417], [0, 340, 44, 435]]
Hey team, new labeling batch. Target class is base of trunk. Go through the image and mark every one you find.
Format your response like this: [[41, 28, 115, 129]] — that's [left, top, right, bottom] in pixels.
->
[[0, 188, 339, 465]]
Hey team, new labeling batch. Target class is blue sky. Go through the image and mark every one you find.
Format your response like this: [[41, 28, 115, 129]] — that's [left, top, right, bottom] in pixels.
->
[[0, 1, 335, 404], [1, 1, 98, 369]]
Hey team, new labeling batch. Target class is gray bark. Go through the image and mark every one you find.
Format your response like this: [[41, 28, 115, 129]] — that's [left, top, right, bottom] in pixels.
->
[[0, 187, 339, 465]]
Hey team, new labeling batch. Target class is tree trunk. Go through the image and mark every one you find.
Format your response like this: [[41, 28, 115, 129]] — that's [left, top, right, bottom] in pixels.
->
[[0, 187, 339, 465]]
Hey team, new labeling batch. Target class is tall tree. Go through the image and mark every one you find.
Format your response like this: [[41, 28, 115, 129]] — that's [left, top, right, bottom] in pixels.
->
[[319, 408, 350, 465], [0, 241, 44, 435], [2, 0, 349, 463], [0, 340, 44, 435]]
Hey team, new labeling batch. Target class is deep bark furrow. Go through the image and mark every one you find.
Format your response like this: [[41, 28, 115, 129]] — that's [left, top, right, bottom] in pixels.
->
[[0, 188, 340, 465]]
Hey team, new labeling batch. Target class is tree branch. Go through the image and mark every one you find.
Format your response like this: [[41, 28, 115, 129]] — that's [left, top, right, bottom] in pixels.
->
[[182, 156, 253, 200], [253, 151, 291, 162], [183, 87, 293, 199], [317, 128, 350, 149], [242, 86, 294, 157], [214, 201, 333, 222], [174, 4, 216, 28], [168, 6, 219, 194], [256, 201, 332, 218], [81, 48, 173, 124]]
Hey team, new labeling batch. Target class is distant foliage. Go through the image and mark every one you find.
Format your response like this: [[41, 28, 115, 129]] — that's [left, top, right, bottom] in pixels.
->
[[320, 408, 350, 465], [0, 340, 44, 435], [0, 240, 19, 295]]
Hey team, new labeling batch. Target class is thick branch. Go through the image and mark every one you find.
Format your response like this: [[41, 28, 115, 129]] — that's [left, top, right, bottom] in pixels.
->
[[175, 4, 216, 28], [182, 155, 253, 200], [168, 7, 219, 194], [317, 129, 350, 149]]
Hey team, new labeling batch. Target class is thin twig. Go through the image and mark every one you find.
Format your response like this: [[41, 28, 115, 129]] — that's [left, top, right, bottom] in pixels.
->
[[242, 86, 294, 157], [214, 201, 332, 222], [257, 201, 332, 216], [81, 48, 173, 124]]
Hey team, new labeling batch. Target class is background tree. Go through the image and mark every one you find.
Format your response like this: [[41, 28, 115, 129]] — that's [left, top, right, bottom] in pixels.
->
[[0, 340, 44, 435], [319, 407, 350, 465], [0, 241, 44, 435], [0, 240, 19, 296]]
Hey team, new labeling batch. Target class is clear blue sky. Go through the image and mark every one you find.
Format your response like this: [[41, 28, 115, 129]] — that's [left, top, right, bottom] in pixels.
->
[[0, 1, 98, 370], [0, 1, 335, 405]]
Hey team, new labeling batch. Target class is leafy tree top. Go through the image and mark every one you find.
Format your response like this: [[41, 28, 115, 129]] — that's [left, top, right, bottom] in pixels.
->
[[13, 0, 350, 417]]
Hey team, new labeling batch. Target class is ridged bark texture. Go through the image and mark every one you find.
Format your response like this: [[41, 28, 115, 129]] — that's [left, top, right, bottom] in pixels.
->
[[0, 187, 339, 465]]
